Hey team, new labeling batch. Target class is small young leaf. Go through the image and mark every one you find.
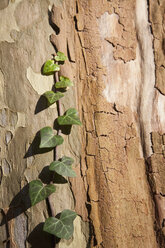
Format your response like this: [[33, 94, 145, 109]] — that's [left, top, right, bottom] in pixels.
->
[[49, 156, 76, 177], [43, 209, 77, 240], [55, 52, 67, 62], [55, 76, 73, 88], [44, 91, 64, 106], [43, 60, 60, 75], [57, 108, 82, 126], [40, 127, 64, 148], [29, 180, 56, 206]]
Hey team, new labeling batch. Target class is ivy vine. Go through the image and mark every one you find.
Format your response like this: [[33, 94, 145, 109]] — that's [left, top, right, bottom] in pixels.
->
[[29, 51, 82, 240]]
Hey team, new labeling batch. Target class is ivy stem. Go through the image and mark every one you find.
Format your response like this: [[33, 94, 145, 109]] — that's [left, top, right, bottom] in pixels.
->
[[54, 62, 62, 149], [47, 60, 62, 248]]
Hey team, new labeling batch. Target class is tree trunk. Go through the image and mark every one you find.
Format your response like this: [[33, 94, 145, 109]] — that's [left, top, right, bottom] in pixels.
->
[[0, 0, 165, 247]]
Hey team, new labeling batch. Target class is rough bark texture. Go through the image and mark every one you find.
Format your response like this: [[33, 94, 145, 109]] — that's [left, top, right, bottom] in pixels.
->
[[0, 1, 88, 248], [1, 0, 165, 248]]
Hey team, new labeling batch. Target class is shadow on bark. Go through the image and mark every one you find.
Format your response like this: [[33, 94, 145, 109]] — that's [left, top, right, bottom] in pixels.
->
[[34, 74, 67, 116], [35, 95, 48, 114], [54, 118, 72, 135], [48, 9, 60, 36], [162, 38, 165, 56], [39, 166, 67, 184], [0, 172, 67, 226], [0, 184, 31, 225], [24, 131, 53, 158], [0, 176, 66, 248], [27, 222, 60, 248], [24, 127, 71, 160]]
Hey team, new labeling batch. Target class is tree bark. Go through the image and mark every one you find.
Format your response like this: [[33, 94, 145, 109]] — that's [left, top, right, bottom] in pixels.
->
[[0, 0, 165, 247]]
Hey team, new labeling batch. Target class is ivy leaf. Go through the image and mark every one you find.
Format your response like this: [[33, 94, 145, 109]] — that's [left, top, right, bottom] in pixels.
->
[[39, 127, 64, 148], [49, 156, 76, 177], [57, 108, 82, 126], [29, 180, 56, 206], [55, 76, 73, 88], [43, 91, 64, 106], [43, 60, 60, 75], [55, 52, 67, 62], [43, 209, 77, 240]]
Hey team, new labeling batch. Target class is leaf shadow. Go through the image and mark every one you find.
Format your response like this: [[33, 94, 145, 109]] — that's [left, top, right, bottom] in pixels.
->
[[54, 118, 72, 135], [24, 131, 53, 158], [41, 63, 46, 76], [35, 95, 48, 114], [39, 166, 67, 184], [0, 184, 31, 226], [52, 84, 67, 93], [27, 222, 60, 248]]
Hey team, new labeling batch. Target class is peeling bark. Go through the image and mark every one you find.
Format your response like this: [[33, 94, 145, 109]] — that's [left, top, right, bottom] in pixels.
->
[[0, 1, 88, 248], [1, 0, 165, 247]]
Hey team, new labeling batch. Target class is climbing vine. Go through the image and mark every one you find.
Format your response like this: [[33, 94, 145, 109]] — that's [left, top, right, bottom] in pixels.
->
[[29, 51, 81, 240]]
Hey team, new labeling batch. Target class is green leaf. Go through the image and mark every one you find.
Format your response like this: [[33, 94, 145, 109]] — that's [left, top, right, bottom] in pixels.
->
[[29, 180, 56, 206], [55, 76, 73, 88], [40, 127, 64, 148], [43, 60, 60, 75], [57, 108, 82, 126], [43, 210, 77, 240], [55, 52, 67, 62], [43, 91, 64, 106], [49, 156, 76, 177]]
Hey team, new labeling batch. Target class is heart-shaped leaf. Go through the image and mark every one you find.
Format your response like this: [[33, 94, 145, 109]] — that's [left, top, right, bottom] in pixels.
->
[[43, 209, 77, 239], [40, 127, 64, 148], [43, 60, 60, 75], [55, 52, 67, 62], [57, 108, 82, 126], [49, 156, 76, 177], [29, 180, 56, 206], [55, 76, 73, 88], [43, 91, 64, 106]]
